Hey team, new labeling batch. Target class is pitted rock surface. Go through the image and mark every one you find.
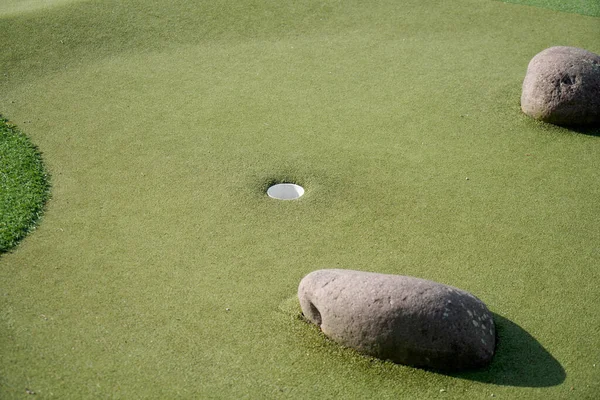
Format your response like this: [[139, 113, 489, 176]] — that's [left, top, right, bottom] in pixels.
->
[[298, 269, 496, 371], [521, 46, 600, 126]]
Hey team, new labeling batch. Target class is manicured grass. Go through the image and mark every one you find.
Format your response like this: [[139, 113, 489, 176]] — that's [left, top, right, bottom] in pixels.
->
[[0, 0, 85, 16], [1, 0, 599, 399], [499, 0, 600, 17], [0, 117, 49, 253]]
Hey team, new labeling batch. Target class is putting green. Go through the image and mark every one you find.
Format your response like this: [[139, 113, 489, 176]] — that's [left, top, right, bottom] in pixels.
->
[[0, 0, 88, 16], [1, 0, 599, 398], [498, 0, 600, 17]]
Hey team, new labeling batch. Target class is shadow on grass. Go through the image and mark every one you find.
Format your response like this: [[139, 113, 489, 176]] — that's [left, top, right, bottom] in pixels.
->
[[449, 313, 565, 387], [567, 124, 600, 137], [527, 117, 600, 137]]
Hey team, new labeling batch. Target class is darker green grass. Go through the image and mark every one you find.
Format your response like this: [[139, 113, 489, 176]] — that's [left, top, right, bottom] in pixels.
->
[[497, 0, 600, 17], [0, 116, 50, 253]]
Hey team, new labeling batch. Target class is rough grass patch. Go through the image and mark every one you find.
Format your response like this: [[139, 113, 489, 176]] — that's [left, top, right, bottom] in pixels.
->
[[0, 116, 50, 253]]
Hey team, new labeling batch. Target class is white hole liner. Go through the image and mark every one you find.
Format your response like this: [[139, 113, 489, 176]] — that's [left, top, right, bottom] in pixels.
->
[[267, 183, 304, 200]]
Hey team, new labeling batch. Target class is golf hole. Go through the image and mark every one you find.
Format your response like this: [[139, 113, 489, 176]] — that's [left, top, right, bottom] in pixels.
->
[[267, 183, 304, 200]]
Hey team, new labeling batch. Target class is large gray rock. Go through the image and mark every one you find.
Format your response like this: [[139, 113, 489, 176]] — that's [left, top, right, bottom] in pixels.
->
[[521, 46, 600, 126], [298, 269, 495, 371]]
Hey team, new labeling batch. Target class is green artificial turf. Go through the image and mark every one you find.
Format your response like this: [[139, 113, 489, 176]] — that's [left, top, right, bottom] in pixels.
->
[[498, 0, 600, 17], [0, 0, 85, 16], [0, 117, 49, 253], [1, 0, 599, 399]]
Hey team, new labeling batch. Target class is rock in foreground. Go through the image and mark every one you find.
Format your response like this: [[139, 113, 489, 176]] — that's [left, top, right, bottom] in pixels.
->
[[521, 46, 600, 126], [298, 269, 495, 371]]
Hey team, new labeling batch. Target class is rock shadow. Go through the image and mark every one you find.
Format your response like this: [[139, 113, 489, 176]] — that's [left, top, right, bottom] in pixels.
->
[[567, 124, 600, 137], [449, 313, 566, 387], [531, 118, 600, 137]]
